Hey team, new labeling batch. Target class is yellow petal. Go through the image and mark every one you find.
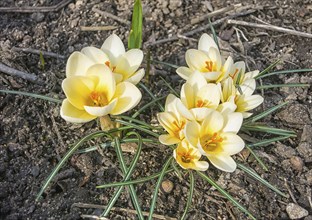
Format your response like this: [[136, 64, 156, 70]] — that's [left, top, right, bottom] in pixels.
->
[[86, 64, 116, 101], [110, 82, 142, 115], [84, 98, 117, 116], [222, 112, 243, 133], [60, 99, 96, 123], [126, 68, 145, 85], [66, 52, 95, 77], [220, 133, 245, 155], [236, 94, 264, 112], [207, 47, 222, 70], [239, 79, 256, 96], [157, 112, 177, 137], [185, 49, 209, 71], [176, 66, 193, 80], [198, 33, 219, 52], [221, 56, 234, 80], [115, 49, 143, 79], [208, 154, 237, 172], [184, 121, 201, 147], [159, 134, 180, 145], [190, 108, 212, 122], [62, 76, 95, 110], [221, 77, 236, 102], [81, 46, 110, 64], [101, 34, 125, 66], [201, 110, 224, 135], [181, 83, 195, 109], [195, 83, 220, 109]]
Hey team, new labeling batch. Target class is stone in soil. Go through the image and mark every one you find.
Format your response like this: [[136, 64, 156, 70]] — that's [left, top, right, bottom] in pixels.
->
[[286, 203, 309, 219]]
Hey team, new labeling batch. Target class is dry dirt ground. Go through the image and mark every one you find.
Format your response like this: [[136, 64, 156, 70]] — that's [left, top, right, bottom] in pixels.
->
[[0, 0, 312, 219]]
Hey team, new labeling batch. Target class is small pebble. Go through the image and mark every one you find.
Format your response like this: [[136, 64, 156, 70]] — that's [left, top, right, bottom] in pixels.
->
[[286, 203, 309, 219], [290, 156, 304, 172], [161, 179, 174, 193]]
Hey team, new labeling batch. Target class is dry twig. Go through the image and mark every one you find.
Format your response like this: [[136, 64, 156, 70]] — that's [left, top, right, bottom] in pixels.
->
[[284, 178, 297, 204], [0, 62, 43, 84], [191, 4, 242, 25], [92, 8, 130, 25], [72, 203, 177, 220], [80, 26, 117, 31], [12, 47, 65, 59], [0, 0, 72, 13], [227, 19, 312, 39]]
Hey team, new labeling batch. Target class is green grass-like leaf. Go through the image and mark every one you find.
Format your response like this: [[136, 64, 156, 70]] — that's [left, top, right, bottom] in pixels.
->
[[139, 82, 165, 112], [102, 135, 144, 219], [96, 168, 174, 188], [244, 102, 289, 124], [247, 135, 292, 148], [128, 0, 143, 49], [255, 68, 312, 79], [114, 119, 160, 138], [148, 157, 173, 220], [246, 146, 268, 171], [36, 131, 111, 201], [197, 171, 256, 220], [151, 60, 179, 69], [159, 75, 179, 97], [0, 89, 62, 104], [256, 83, 310, 89], [255, 59, 280, 79], [208, 17, 220, 51], [181, 171, 194, 220], [131, 96, 166, 119], [39, 51, 45, 70], [237, 163, 288, 198], [242, 124, 296, 136]]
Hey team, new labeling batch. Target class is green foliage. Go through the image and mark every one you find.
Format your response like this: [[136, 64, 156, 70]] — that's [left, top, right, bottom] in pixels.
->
[[0, 89, 62, 103], [128, 0, 143, 49]]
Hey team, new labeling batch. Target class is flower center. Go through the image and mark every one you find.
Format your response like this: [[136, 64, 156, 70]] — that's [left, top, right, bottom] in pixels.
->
[[205, 61, 216, 72], [202, 132, 223, 152], [172, 120, 186, 139], [178, 150, 194, 163], [105, 61, 116, 72], [90, 91, 108, 107], [196, 99, 209, 108]]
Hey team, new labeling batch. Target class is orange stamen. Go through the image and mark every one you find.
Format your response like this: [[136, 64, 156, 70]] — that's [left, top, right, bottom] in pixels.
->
[[229, 68, 239, 79], [205, 61, 214, 72]]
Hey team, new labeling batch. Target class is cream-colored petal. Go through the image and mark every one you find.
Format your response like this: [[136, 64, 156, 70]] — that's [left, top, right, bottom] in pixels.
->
[[101, 34, 125, 66], [181, 83, 194, 109], [208, 47, 222, 70], [184, 121, 201, 147], [236, 94, 264, 112], [62, 76, 95, 110], [190, 108, 212, 122], [239, 79, 256, 96], [242, 112, 253, 118], [220, 133, 245, 155], [208, 154, 237, 172], [232, 61, 245, 83], [176, 66, 193, 80], [221, 56, 234, 80], [221, 77, 236, 102], [110, 82, 142, 115], [81, 46, 110, 64], [125, 68, 145, 85], [157, 112, 177, 136], [115, 49, 143, 79], [187, 71, 207, 93], [203, 71, 221, 82], [164, 94, 178, 113], [159, 134, 180, 145], [222, 112, 243, 133], [201, 110, 224, 134], [176, 99, 194, 120], [198, 33, 219, 52], [193, 161, 209, 171], [245, 70, 259, 80], [196, 83, 220, 109], [185, 49, 209, 70], [86, 64, 116, 100], [84, 99, 117, 116], [217, 101, 237, 115], [60, 99, 96, 123], [66, 52, 95, 77]]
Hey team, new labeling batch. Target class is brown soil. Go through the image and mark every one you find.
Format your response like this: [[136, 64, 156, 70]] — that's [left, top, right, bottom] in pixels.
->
[[0, 0, 311, 219]]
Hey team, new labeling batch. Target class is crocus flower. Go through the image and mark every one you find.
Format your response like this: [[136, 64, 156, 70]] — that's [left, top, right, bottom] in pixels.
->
[[157, 94, 190, 145], [173, 139, 209, 171], [60, 64, 142, 123], [176, 33, 233, 82], [221, 77, 264, 118], [66, 34, 144, 84], [184, 109, 244, 172]]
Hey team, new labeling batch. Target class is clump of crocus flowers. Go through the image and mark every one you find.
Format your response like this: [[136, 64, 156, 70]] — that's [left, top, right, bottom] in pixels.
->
[[158, 34, 264, 172]]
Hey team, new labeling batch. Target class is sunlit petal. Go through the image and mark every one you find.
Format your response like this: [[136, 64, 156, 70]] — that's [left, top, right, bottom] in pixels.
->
[[101, 34, 125, 66], [159, 134, 180, 145], [208, 154, 237, 172], [84, 99, 117, 116], [126, 68, 145, 85], [222, 112, 243, 133], [186, 49, 209, 71], [184, 121, 201, 147], [60, 99, 96, 123], [81, 46, 110, 64], [220, 133, 245, 155], [66, 52, 94, 77], [176, 66, 193, 80], [201, 111, 224, 134], [198, 33, 219, 51]]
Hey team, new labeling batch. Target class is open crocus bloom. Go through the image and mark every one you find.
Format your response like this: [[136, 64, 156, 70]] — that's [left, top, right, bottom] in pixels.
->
[[176, 33, 233, 82], [180, 71, 221, 110], [157, 94, 191, 145], [66, 34, 145, 84], [60, 64, 142, 123], [184, 109, 245, 172], [173, 139, 209, 171], [221, 77, 264, 118]]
